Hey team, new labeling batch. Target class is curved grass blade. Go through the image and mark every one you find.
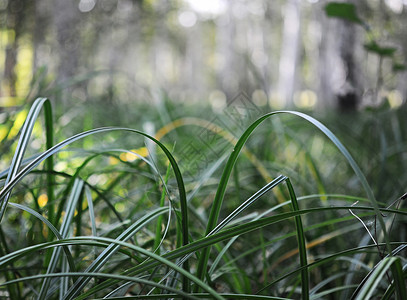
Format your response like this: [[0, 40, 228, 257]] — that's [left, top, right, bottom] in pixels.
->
[[257, 242, 407, 295], [43, 100, 54, 223], [286, 178, 308, 300], [209, 175, 287, 236], [0, 97, 52, 222], [155, 117, 281, 201], [1, 272, 200, 300], [310, 284, 359, 299], [389, 257, 407, 300], [63, 207, 169, 300], [195, 110, 388, 289], [2, 236, 226, 300], [354, 256, 406, 300], [0, 99, 53, 300], [156, 175, 288, 294], [84, 185, 97, 237], [53, 147, 173, 235], [0, 125, 190, 288], [106, 201, 173, 297], [341, 234, 372, 299], [351, 244, 407, 299], [310, 271, 350, 296], [153, 164, 171, 252], [0, 127, 188, 246], [278, 112, 388, 250], [79, 206, 405, 299], [38, 178, 84, 300], [67, 148, 175, 297], [7, 202, 76, 272], [208, 176, 287, 279], [381, 267, 407, 300], [93, 293, 291, 299]]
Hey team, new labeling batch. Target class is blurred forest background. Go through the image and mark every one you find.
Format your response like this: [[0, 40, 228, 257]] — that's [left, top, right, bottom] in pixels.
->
[[1, 0, 407, 114], [3, 2, 407, 299]]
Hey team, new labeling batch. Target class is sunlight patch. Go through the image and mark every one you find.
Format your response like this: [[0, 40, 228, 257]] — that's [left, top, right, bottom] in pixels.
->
[[294, 90, 317, 109], [388, 90, 403, 108], [38, 194, 48, 208]]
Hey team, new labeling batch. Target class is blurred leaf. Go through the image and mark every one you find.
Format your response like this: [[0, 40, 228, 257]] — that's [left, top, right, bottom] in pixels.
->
[[393, 63, 406, 72], [364, 41, 397, 57], [325, 2, 363, 25]]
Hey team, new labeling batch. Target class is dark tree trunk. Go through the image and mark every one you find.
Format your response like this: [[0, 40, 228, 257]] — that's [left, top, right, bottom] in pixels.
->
[[4, 0, 27, 98], [319, 0, 363, 112], [336, 17, 361, 112]]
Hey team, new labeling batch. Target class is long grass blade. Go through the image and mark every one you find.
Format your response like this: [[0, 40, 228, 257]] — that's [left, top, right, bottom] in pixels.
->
[[38, 178, 84, 300], [354, 256, 405, 299], [84, 185, 97, 237], [80, 206, 406, 299], [7, 202, 76, 271], [286, 178, 308, 300], [43, 100, 55, 224], [195, 110, 389, 289], [94, 293, 291, 299], [0, 97, 51, 222], [63, 206, 169, 300], [208, 176, 287, 278], [3, 236, 226, 300], [350, 244, 407, 299], [0, 126, 189, 250], [157, 175, 288, 293], [1, 272, 201, 300]]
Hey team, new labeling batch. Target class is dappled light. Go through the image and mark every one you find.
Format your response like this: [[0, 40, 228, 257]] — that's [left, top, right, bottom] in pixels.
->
[[0, 1, 407, 299]]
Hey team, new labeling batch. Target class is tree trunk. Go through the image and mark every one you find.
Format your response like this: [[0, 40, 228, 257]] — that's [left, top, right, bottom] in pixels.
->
[[4, 0, 27, 98], [319, 0, 363, 111], [277, 0, 301, 108], [53, 0, 81, 103]]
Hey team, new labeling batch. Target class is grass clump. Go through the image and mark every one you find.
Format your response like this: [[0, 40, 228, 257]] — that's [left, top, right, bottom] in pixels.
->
[[0, 97, 406, 299]]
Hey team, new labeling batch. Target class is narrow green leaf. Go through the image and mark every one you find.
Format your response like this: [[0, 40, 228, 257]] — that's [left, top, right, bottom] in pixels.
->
[[1, 272, 201, 300], [81, 206, 405, 299], [84, 185, 97, 237], [63, 207, 168, 300], [392, 63, 406, 72], [0, 126, 190, 256], [91, 293, 291, 299], [38, 178, 84, 300], [154, 163, 171, 252], [286, 178, 309, 300], [364, 41, 397, 57], [0, 97, 51, 222], [43, 100, 54, 224], [208, 176, 287, 278], [390, 257, 407, 300], [196, 111, 388, 290], [324, 2, 363, 25], [355, 257, 403, 300], [7, 202, 76, 272]]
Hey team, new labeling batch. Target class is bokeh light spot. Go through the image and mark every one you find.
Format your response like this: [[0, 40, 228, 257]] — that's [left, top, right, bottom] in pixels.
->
[[79, 0, 96, 13]]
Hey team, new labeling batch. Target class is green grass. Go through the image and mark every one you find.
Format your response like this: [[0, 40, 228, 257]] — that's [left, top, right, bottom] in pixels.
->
[[0, 97, 406, 299]]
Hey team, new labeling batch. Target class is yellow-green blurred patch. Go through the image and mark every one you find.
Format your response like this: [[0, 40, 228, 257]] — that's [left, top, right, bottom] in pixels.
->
[[119, 147, 149, 162], [37, 194, 48, 208]]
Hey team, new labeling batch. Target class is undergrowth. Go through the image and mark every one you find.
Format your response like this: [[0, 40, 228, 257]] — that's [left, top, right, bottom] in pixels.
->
[[0, 97, 406, 299]]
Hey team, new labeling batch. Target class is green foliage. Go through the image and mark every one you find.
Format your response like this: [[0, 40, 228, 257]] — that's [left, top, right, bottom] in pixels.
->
[[392, 62, 406, 72], [324, 2, 363, 25], [364, 41, 397, 57], [0, 98, 406, 299], [325, 1, 405, 74]]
